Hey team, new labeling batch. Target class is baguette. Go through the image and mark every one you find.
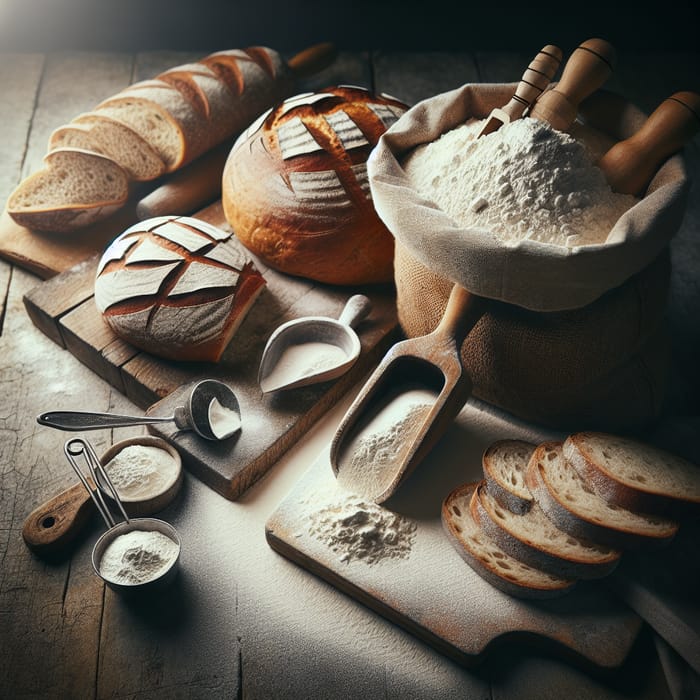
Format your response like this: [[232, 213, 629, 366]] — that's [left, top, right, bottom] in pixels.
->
[[49, 114, 166, 181], [471, 480, 622, 580], [7, 148, 129, 233], [525, 441, 679, 550], [482, 439, 536, 515], [442, 482, 576, 599], [8, 46, 297, 233], [564, 431, 700, 514]]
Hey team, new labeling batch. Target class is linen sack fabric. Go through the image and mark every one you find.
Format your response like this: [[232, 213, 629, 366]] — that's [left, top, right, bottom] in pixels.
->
[[368, 84, 687, 430]]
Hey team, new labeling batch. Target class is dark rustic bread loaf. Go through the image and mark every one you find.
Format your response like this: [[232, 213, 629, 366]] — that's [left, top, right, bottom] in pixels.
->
[[525, 441, 679, 550], [442, 482, 576, 599], [564, 431, 700, 514], [94, 216, 265, 362], [222, 86, 408, 285]]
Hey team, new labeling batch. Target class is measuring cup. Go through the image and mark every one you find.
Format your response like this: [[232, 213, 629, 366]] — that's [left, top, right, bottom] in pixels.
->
[[22, 435, 182, 556], [64, 437, 181, 593], [37, 379, 241, 441], [258, 294, 371, 393]]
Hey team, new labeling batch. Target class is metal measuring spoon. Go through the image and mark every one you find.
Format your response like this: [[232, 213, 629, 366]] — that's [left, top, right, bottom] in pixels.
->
[[258, 294, 371, 393], [37, 379, 241, 441]]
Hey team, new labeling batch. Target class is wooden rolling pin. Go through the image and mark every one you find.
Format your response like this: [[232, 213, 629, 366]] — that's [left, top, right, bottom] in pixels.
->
[[477, 44, 563, 137], [530, 38, 617, 132], [136, 42, 337, 220], [597, 91, 700, 195]]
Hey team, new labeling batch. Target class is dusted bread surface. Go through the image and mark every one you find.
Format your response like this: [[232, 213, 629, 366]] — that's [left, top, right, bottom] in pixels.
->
[[222, 85, 408, 285], [94, 216, 265, 362]]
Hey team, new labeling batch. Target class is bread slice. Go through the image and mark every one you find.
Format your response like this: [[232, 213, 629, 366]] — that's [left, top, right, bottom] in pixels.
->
[[7, 148, 129, 233], [482, 439, 536, 514], [471, 479, 621, 580], [527, 441, 680, 549], [564, 431, 700, 514], [49, 114, 166, 181], [442, 482, 576, 599]]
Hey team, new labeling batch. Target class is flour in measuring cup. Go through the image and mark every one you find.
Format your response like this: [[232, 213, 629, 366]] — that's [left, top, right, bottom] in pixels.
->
[[99, 529, 179, 585], [104, 444, 179, 501], [403, 117, 638, 247]]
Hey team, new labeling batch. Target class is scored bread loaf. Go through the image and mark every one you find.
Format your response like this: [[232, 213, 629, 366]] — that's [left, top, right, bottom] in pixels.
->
[[525, 441, 679, 550], [94, 216, 265, 362], [482, 439, 536, 515], [471, 480, 622, 580], [564, 431, 700, 514], [7, 148, 129, 233], [8, 46, 296, 233], [49, 114, 166, 181], [442, 482, 576, 599], [222, 86, 409, 285]]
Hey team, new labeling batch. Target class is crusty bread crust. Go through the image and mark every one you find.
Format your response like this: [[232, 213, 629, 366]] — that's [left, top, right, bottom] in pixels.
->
[[564, 431, 700, 514], [526, 441, 679, 550], [441, 482, 575, 599], [482, 439, 535, 515], [471, 479, 621, 580]]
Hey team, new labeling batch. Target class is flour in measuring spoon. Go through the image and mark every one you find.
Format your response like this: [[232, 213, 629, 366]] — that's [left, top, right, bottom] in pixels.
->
[[336, 386, 438, 500], [208, 397, 241, 439], [99, 529, 179, 585], [104, 444, 179, 501], [261, 341, 348, 391]]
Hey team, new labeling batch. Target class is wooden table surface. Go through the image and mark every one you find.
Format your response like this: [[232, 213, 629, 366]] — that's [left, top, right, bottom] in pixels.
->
[[1, 46, 699, 699]]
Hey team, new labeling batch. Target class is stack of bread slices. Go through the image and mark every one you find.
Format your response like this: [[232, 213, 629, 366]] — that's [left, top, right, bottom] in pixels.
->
[[441, 432, 700, 599], [7, 47, 292, 233]]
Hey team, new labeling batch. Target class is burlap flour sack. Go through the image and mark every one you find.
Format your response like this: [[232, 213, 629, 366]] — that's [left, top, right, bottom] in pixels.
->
[[367, 85, 689, 430]]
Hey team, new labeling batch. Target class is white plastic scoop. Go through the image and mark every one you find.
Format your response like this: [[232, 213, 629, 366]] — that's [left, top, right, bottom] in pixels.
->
[[258, 294, 371, 393]]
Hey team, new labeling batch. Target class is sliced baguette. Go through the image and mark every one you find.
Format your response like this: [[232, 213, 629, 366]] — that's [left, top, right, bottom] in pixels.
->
[[471, 479, 621, 580], [49, 114, 166, 181], [564, 431, 700, 514], [442, 482, 576, 599], [527, 441, 680, 549], [482, 439, 536, 514], [6, 148, 129, 233]]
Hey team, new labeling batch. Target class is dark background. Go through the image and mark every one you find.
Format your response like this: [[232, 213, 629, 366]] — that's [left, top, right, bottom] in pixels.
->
[[1, 0, 698, 53]]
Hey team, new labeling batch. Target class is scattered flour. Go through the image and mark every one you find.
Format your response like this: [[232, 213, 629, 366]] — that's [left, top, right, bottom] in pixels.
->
[[104, 444, 179, 501], [403, 116, 638, 247], [99, 529, 179, 585], [308, 495, 417, 565]]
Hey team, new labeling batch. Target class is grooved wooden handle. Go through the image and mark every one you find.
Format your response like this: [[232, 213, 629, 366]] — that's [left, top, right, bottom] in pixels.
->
[[22, 480, 95, 555], [506, 45, 563, 119], [530, 38, 617, 131], [598, 91, 700, 195]]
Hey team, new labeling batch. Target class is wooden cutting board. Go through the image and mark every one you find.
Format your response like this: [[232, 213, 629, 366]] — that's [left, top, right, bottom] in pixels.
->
[[266, 402, 643, 670], [22, 201, 400, 499]]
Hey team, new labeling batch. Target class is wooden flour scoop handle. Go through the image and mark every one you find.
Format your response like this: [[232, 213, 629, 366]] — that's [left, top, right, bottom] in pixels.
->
[[530, 38, 617, 132], [136, 42, 337, 219], [597, 91, 700, 195]]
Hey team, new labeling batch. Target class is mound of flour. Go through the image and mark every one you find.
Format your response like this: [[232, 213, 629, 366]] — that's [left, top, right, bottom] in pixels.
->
[[403, 117, 637, 247]]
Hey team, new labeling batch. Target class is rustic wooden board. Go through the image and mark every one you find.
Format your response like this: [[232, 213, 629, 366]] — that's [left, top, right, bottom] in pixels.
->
[[265, 401, 643, 671], [23, 201, 400, 499]]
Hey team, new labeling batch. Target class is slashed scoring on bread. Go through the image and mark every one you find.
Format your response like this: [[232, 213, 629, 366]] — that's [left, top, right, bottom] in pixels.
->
[[222, 85, 409, 285], [94, 216, 265, 362]]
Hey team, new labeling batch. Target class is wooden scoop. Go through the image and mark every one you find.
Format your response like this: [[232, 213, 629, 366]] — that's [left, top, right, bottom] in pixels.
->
[[529, 38, 617, 131], [597, 91, 700, 195], [477, 45, 563, 138]]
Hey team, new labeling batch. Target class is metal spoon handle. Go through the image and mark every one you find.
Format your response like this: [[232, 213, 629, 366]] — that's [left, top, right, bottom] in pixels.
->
[[37, 410, 174, 431], [338, 294, 371, 328]]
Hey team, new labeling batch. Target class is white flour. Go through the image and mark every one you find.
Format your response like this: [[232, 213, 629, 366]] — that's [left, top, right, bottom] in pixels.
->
[[308, 495, 417, 565], [104, 444, 179, 501], [403, 117, 638, 247], [336, 387, 437, 500], [99, 529, 179, 585], [261, 341, 348, 392], [208, 397, 241, 439]]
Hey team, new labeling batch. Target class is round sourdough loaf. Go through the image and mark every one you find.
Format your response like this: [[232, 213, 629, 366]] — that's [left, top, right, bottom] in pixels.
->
[[222, 86, 408, 285], [94, 216, 265, 362]]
